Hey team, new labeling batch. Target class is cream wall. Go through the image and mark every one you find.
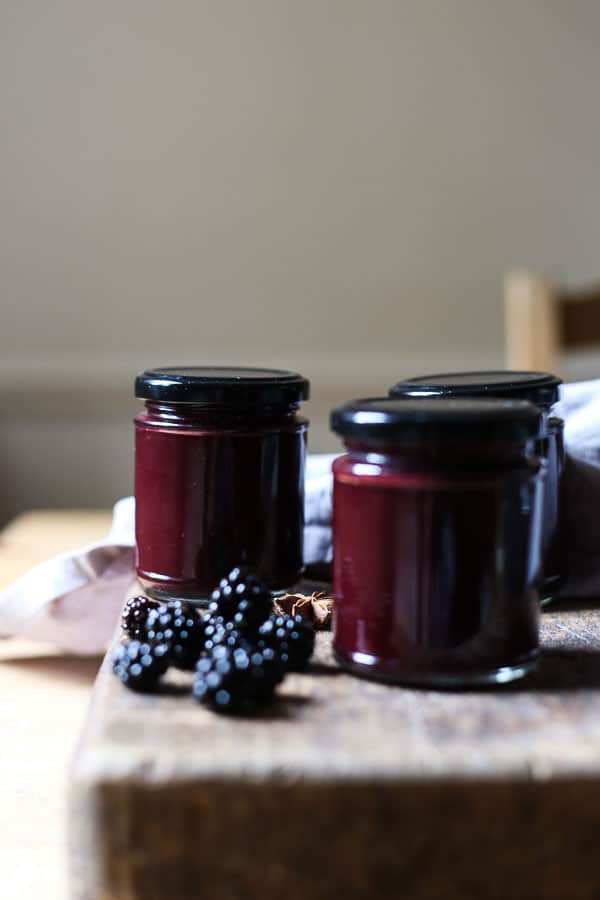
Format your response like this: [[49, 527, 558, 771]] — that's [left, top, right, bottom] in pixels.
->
[[1, 1, 600, 521]]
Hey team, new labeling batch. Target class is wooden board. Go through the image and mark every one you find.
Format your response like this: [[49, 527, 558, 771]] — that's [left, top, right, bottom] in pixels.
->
[[0, 510, 112, 900], [69, 598, 600, 900]]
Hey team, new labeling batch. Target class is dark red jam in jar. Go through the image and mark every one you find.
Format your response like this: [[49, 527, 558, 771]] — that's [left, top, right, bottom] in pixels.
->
[[330, 397, 543, 687], [135, 367, 309, 602], [390, 371, 565, 603]]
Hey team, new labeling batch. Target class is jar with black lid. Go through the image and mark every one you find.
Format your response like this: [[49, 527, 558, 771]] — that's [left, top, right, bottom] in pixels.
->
[[330, 397, 543, 686], [390, 371, 564, 603], [135, 366, 309, 602]]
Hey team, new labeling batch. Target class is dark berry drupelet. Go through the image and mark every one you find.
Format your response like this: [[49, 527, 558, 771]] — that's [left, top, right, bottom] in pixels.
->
[[121, 595, 159, 639], [258, 614, 315, 672], [144, 600, 205, 670], [193, 644, 284, 715], [208, 567, 272, 634], [203, 616, 248, 654], [112, 639, 169, 692]]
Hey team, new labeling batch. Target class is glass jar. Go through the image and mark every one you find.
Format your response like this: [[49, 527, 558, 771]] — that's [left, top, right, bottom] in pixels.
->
[[390, 371, 565, 603], [135, 367, 309, 602], [330, 397, 543, 687]]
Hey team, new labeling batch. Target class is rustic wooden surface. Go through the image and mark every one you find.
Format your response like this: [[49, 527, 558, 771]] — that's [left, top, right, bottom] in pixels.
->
[[0, 510, 112, 900], [71, 594, 600, 900]]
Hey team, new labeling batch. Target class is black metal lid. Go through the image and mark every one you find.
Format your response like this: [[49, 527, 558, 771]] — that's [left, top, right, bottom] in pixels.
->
[[390, 370, 561, 409], [135, 366, 310, 405], [330, 397, 541, 442]]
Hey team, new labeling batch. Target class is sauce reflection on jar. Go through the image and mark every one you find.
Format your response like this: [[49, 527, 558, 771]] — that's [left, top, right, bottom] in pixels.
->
[[135, 366, 309, 602], [330, 397, 543, 687]]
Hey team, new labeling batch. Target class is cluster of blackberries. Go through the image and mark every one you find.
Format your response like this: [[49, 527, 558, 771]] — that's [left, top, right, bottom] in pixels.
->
[[113, 567, 315, 715], [195, 567, 315, 714], [115, 596, 205, 691]]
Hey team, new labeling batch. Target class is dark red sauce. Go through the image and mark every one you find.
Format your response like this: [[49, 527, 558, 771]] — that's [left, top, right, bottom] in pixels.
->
[[330, 398, 542, 686], [134, 368, 309, 600]]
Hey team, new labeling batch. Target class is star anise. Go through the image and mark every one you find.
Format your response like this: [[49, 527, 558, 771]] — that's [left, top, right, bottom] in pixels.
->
[[273, 591, 333, 629]]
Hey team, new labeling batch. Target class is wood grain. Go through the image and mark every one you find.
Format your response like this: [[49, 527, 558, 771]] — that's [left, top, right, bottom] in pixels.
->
[[70, 598, 600, 900]]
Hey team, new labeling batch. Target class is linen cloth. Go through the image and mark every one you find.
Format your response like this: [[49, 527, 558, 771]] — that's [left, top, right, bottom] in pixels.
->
[[3, 378, 600, 654]]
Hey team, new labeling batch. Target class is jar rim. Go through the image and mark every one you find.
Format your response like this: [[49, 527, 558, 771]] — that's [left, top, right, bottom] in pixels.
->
[[135, 366, 309, 405], [390, 370, 561, 409], [330, 396, 541, 442]]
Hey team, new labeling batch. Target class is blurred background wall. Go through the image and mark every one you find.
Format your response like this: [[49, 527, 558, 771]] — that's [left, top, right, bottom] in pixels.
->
[[1, 0, 600, 523]]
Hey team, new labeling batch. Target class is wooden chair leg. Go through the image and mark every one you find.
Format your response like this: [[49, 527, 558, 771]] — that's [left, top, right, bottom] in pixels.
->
[[504, 271, 560, 374]]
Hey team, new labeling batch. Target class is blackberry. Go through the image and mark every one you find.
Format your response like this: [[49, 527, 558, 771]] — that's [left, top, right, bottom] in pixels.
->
[[112, 639, 169, 692], [144, 600, 205, 670], [121, 595, 159, 638], [193, 643, 283, 714], [258, 614, 315, 672], [208, 567, 272, 635], [203, 616, 248, 654]]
